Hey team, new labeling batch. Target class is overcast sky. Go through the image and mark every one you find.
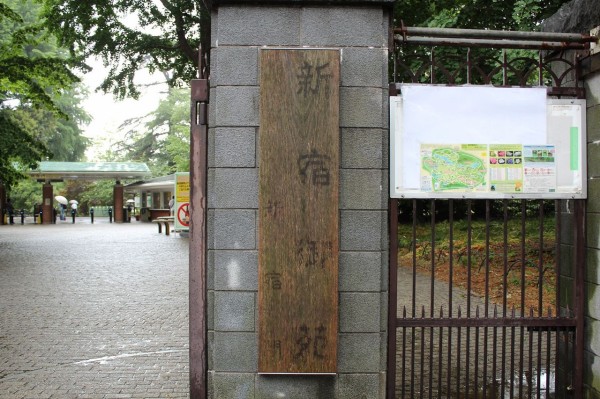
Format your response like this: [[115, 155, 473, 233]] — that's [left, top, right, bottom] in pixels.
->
[[81, 58, 167, 162]]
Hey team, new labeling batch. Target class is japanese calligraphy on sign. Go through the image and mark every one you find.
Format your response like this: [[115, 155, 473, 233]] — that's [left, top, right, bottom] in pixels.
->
[[294, 324, 328, 360], [298, 150, 331, 186], [297, 61, 332, 97], [297, 239, 333, 268], [258, 49, 340, 373]]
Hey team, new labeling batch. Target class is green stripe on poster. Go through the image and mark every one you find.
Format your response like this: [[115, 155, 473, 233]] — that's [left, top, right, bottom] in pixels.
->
[[570, 127, 579, 171]]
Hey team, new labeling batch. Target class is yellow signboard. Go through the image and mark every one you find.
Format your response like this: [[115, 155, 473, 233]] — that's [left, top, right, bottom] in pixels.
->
[[174, 172, 190, 231]]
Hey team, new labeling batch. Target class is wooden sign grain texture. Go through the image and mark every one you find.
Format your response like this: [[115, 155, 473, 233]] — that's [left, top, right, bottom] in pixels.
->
[[258, 49, 340, 373]]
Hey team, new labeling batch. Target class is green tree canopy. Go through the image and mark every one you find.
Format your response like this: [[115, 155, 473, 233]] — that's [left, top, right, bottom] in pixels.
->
[[0, 1, 79, 110], [395, 0, 570, 30], [112, 87, 190, 176], [0, 0, 88, 189], [40, 0, 210, 99]]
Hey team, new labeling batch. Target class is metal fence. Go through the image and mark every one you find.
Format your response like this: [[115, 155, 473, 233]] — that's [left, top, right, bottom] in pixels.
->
[[387, 27, 592, 398], [388, 199, 585, 398]]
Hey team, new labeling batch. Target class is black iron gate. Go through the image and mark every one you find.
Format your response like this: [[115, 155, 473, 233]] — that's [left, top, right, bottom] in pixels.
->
[[387, 27, 593, 399], [388, 199, 586, 398]]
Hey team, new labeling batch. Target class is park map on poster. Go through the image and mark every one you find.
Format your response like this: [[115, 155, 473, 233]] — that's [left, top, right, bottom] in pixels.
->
[[420, 144, 488, 192], [420, 144, 557, 194]]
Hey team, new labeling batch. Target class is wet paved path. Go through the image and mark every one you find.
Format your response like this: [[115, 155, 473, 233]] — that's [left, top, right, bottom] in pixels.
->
[[0, 220, 189, 398]]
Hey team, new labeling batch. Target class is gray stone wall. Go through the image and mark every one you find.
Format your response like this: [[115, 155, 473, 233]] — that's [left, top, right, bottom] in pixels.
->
[[207, 2, 392, 398], [584, 69, 600, 399], [544, 3, 600, 397]]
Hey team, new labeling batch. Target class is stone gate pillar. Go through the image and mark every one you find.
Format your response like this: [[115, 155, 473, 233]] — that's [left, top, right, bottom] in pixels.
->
[[113, 181, 124, 223], [42, 182, 53, 224], [203, 0, 393, 397]]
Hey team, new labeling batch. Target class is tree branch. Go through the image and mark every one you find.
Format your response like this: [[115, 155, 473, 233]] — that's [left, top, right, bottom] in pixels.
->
[[158, 0, 197, 66]]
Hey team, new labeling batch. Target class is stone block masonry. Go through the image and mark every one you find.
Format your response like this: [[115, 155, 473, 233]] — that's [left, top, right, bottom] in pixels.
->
[[207, 0, 394, 397], [544, 4, 600, 396]]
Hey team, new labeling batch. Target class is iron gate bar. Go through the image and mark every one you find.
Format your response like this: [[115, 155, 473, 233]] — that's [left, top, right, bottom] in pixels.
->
[[395, 317, 577, 328], [395, 26, 598, 43], [189, 47, 209, 399], [397, 36, 589, 50], [574, 200, 586, 398], [537, 203, 544, 399], [386, 197, 398, 399], [501, 202, 508, 398], [392, 44, 587, 98], [465, 200, 472, 397], [483, 200, 490, 398], [429, 200, 435, 398], [410, 200, 417, 396], [390, 84, 586, 100], [518, 201, 524, 398], [385, 84, 399, 399], [555, 200, 562, 395]]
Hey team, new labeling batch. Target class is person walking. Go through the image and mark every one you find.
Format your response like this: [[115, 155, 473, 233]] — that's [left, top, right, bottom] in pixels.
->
[[6, 198, 14, 225], [169, 196, 175, 216]]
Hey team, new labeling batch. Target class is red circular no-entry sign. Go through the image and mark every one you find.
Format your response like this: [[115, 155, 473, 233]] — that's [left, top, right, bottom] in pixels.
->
[[177, 203, 190, 227]]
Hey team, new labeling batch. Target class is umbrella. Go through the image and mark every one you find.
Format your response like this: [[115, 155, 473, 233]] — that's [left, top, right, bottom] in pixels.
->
[[69, 199, 79, 204], [55, 195, 68, 205], [126, 199, 135, 203]]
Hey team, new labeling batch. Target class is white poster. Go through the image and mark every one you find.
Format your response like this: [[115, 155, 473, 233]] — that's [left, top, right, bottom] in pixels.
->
[[390, 85, 586, 199], [399, 84, 547, 190]]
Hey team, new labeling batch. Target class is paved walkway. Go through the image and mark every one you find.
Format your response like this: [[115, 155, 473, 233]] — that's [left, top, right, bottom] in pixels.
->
[[0, 219, 189, 398]]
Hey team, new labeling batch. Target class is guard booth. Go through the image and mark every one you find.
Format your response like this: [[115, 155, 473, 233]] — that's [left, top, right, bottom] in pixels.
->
[[125, 174, 175, 222], [27, 162, 151, 224]]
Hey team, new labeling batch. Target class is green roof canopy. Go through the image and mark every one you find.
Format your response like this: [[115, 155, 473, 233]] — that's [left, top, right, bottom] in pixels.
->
[[125, 174, 175, 193], [28, 161, 152, 181]]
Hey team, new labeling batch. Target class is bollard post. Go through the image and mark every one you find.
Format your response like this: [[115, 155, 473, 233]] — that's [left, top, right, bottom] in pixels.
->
[[108, 207, 113, 223], [20, 209, 24, 225], [71, 208, 76, 224], [90, 208, 94, 224]]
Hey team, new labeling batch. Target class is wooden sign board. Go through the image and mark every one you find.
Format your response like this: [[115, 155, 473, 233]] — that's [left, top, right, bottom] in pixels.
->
[[258, 49, 340, 374]]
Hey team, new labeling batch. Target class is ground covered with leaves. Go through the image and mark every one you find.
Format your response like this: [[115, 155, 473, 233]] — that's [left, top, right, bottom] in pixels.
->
[[397, 217, 558, 315]]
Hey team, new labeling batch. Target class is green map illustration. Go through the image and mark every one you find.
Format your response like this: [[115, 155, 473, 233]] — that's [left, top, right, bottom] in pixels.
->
[[421, 145, 487, 191]]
